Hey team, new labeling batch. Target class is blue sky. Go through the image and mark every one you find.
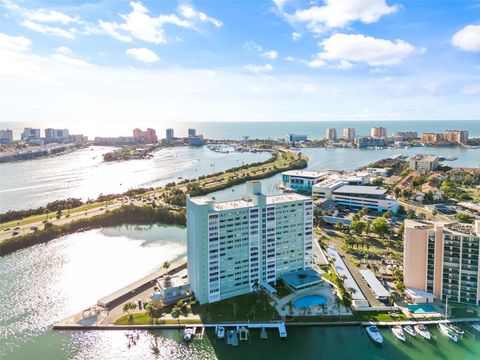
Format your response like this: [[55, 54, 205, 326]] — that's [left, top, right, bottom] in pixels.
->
[[0, 0, 479, 123]]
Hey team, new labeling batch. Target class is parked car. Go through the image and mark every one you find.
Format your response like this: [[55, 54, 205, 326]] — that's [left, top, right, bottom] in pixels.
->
[[12, 232, 19, 236], [3, 228, 11, 231]]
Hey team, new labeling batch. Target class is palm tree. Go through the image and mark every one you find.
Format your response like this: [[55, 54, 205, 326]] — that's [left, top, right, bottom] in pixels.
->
[[123, 302, 137, 321], [286, 300, 294, 315], [319, 303, 326, 314], [171, 305, 182, 324], [163, 261, 171, 272], [334, 297, 343, 315], [145, 303, 161, 324]]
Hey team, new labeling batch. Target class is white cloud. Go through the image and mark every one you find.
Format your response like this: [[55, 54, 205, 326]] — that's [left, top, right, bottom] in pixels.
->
[[21, 19, 76, 39], [292, 32, 301, 41], [126, 47, 160, 64], [26, 9, 79, 24], [306, 58, 326, 68], [261, 50, 278, 59], [285, 55, 295, 61], [278, 0, 398, 31], [0, 32, 31, 51], [336, 60, 353, 70], [99, 1, 221, 44], [452, 24, 480, 52], [243, 64, 273, 73], [178, 5, 222, 28], [51, 46, 91, 67], [461, 84, 480, 95], [243, 41, 263, 52], [316, 33, 415, 66]]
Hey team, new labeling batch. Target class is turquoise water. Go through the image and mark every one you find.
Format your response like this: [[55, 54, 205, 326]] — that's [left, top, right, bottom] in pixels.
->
[[406, 305, 438, 314], [293, 295, 328, 308], [1, 224, 480, 359]]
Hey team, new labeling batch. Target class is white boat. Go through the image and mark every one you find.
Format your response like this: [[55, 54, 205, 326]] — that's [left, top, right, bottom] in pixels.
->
[[238, 326, 249, 341], [215, 326, 225, 339], [414, 324, 431, 340], [183, 328, 193, 342], [438, 323, 458, 342], [470, 323, 480, 333], [446, 323, 464, 335], [391, 326, 406, 342], [403, 325, 416, 337], [365, 325, 384, 344]]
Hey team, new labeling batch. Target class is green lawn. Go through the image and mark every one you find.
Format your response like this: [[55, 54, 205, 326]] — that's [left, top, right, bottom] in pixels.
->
[[114, 312, 202, 325], [191, 292, 279, 323], [354, 311, 408, 322]]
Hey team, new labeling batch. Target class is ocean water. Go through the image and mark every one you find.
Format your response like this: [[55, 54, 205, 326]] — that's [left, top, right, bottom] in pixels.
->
[[1, 120, 480, 140]]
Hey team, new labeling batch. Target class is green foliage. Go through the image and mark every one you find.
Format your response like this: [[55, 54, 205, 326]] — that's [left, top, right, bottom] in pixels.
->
[[455, 212, 475, 224], [371, 217, 389, 237], [350, 220, 366, 234]]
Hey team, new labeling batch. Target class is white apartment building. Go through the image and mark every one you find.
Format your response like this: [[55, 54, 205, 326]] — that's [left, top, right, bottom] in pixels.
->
[[187, 181, 313, 304], [0, 129, 13, 144]]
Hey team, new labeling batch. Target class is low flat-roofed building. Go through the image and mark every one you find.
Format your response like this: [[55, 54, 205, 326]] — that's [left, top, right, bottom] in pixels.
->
[[281, 170, 328, 192], [156, 274, 189, 305], [359, 269, 389, 300], [409, 154, 439, 171], [327, 247, 369, 308], [281, 268, 323, 291], [332, 185, 399, 213], [404, 288, 435, 304]]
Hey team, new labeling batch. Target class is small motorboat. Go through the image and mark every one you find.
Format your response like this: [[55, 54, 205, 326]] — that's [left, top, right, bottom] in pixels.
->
[[215, 326, 225, 339], [183, 328, 193, 342], [414, 324, 431, 340], [403, 325, 416, 337], [391, 325, 406, 342], [365, 324, 383, 344], [438, 323, 458, 342], [470, 323, 480, 333], [238, 326, 249, 341], [446, 323, 464, 336]]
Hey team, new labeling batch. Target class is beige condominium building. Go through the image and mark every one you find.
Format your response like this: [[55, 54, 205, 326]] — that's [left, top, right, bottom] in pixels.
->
[[371, 127, 387, 138], [444, 130, 469, 144], [409, 154, 439, 171], [404, 219, 480, 305], [343, 127, 356, 141], [325, 128, 337, 141]]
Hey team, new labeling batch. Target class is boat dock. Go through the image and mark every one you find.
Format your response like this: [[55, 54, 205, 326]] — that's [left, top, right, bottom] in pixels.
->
[[202, 322, 287, 339]]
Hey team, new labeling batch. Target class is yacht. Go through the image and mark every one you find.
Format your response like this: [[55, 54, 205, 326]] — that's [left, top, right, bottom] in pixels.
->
[[446, 323, 464, 336], [438, 323, 458, 342], [183, 328, 193, 342], [391, 326, 406, 342], [403, 325, 416, 337], [215, 326, 225, 339], [365, 324, 384, 344], [414, 324, 431, 340]]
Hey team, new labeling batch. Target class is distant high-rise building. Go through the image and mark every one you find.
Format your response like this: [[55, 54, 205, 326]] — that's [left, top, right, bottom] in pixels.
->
[[187, 181, 313, 304], [21, 128, 41, 140], [133, 128, 157, 143], [444, 130, 468, 144], [342, 128, 356, 141], [421, 132, 443, 145], [166, 128, 174, 143], [188, 128, 196, 137], [392, 131, 418, 141], [45, 128, 69, 143], [0, 129, 13, 144], [371, 127, 387, 138], [325, 128, 337, 141]]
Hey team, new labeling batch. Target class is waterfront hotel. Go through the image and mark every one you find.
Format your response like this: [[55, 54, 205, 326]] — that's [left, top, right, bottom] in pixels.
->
[[404, 219, 480, 305], [187, 181, 313, 304]]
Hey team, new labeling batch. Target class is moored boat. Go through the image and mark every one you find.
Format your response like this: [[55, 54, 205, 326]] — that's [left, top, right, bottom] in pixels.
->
[[391, 325, 406, 342], [470, 323, 480, 333], [446, 323, 464, 335], [215, 326, 225, 339], [403, 325, 416, 337], [183, 328, 193, 342], [238, 326, 249, 341], [438, 323, 458, 342], [414, 324, 431, 340], [365, 324, 383, 344]]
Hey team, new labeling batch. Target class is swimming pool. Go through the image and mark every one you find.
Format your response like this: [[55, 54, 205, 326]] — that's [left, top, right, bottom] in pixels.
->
[[293, 295, 328, 308], [405, 304, 438, 314]]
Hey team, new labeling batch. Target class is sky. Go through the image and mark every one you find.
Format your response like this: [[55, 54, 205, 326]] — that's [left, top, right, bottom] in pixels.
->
[[0, 0, 479, 124]]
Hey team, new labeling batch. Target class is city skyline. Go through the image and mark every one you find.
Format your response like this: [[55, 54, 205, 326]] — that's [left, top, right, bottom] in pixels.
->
[[0, 0, 479, 123]]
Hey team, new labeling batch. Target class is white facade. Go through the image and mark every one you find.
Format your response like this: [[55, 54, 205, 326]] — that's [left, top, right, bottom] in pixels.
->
[[0, 129, 13, 144], [21, 128, 41, 140], [325, 128, 337, 141], [187, 181, 313, 304], [409, 154, 439, 171], [343, 128, 356, 141]]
